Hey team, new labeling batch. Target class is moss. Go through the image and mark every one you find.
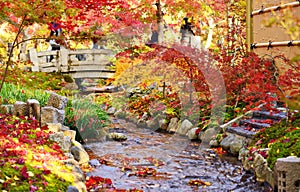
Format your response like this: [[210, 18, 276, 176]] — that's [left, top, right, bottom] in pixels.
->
[[267, 129, 300, 169], [0, 163, 72, 191], [250, 111, 300, 169]]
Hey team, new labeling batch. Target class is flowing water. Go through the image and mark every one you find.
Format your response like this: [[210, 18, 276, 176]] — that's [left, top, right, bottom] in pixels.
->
[[85, 118, 272, 192]]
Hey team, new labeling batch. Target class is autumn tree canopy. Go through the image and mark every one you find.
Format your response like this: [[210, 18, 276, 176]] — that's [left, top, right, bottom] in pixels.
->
[[0, 0, 247, 51]]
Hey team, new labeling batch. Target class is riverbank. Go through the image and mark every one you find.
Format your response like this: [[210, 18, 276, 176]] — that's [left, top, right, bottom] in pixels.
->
[[82, 115, 272, 191]]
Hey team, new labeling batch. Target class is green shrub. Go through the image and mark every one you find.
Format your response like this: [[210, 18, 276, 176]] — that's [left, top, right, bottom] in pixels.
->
[[63, 75, 74, 83], [64, 99, 110, 143], [0, 83, 50, 106]]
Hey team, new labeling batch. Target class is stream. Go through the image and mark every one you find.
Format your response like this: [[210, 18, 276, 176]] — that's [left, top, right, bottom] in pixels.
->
[[84, 118, 272, 192]]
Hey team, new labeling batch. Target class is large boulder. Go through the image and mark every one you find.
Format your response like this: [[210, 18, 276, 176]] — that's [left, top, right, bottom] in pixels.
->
[[146, 114, 162, 130]]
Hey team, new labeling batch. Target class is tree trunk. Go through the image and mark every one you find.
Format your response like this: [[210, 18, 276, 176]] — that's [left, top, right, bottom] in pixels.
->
[[156, 0, 164, 44], [157, 22, 164, 44], [205, 18, 215, 49], [19, 28, 30, 61]]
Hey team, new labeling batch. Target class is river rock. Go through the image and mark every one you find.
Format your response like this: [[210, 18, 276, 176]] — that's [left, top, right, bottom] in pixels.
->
[[253, 154, 270, 182], [70, 146, 89, 165], [107, 132, 127, 141], [220, 133, 244, 155], [89, 159, 101, 167], [230, 137, 244, 155], [177, 119, 193, 135], [107, 107, 116, 115], [146, 114, 162, 130], [187, 127, 199, 140], [159, 119, 168, 130], [167, 117, 179, 132], [220, 134, 234, 149], [63, 82, 78, 91], [114, 110, 128, 119], [67, 186, 79, 192], [209, 139, 219, 147], [146, 119, 157, 130], [200, 126, 220, 144], [137, 119, 147, 127], [47, 92, 68, 110]]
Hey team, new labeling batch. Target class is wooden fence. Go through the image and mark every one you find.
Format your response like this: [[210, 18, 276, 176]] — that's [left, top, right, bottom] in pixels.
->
[[247, 0, 300, 59], [29, 48, 115, 79]]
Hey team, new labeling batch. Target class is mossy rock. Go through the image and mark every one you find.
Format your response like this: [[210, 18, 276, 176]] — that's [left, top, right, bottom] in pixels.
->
[[63, 75, 74, 83]]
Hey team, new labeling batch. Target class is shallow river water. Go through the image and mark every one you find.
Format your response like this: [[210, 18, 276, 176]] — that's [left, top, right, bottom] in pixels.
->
[[85, 118, 272, 192]]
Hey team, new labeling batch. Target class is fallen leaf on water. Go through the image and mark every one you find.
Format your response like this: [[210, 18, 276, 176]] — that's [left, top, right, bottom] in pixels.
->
[[212, 147, 227, 155], [86, 176, 113, 190], [98, 157, 113, 165], [121, 165, 133, 172], [188, 179, 211, 186], [144, 157, 164, 166], [128, 167, 156, 177]]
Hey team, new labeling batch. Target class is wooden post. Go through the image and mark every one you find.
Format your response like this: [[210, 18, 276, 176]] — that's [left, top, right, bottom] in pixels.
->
[[59, 48, 69, 72], [246, 0, 253, 52], [29, 49, 39, 72], [162, 81, 166, 98]]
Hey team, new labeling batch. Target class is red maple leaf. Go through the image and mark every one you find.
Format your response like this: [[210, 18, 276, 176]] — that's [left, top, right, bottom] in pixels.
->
[[21, 166, 29, 179]]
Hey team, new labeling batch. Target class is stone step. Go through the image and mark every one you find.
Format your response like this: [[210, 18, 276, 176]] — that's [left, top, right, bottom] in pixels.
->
[[226, 126, 256, 138], [239, 119, 271, 129], [252, 110, 286, 120]]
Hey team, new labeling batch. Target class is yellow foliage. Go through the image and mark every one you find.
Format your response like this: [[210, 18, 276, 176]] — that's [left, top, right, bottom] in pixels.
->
[[113, 57, 143, 84]]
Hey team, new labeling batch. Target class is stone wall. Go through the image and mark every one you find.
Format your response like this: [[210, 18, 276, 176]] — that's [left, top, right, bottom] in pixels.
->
[[0, 92, 88, 192]]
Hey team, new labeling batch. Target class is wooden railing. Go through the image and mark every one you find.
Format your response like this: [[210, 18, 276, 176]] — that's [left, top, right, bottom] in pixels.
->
[[29, 48, 115, 79]]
